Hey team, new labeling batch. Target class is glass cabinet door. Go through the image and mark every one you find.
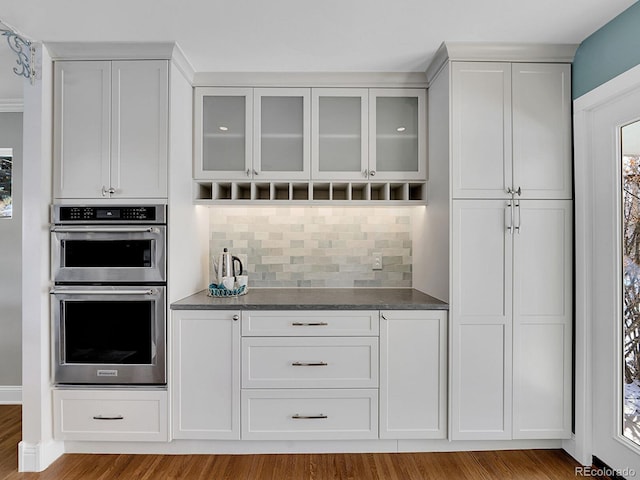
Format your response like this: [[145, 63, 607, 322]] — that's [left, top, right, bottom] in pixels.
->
[[194, 87, 253, 179], [253, 88, 310, 180], [369, 89, 426, 180], [312, 88, 368, 180]]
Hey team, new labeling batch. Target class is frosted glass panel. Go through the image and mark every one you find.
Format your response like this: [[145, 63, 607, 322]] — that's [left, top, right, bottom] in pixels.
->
[[318, 97, 362, 172], [376, 97, 418, 172], [260, 96, 303, 172], [202, 96, 246, 172]]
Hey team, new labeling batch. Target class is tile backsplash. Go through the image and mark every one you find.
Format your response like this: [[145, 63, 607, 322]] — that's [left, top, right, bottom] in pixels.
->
[[209, 206, 414, 288]]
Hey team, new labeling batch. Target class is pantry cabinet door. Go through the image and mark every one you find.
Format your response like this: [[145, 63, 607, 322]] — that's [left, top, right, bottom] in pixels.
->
[[451, 62, 512, 199], [172, 310, 240, 439], [512, 200, 572, 438], [450, 200, 513, 440], [54, 61, 111, 199], [512, 64, 572, 200], [111, 60, 168, 198]]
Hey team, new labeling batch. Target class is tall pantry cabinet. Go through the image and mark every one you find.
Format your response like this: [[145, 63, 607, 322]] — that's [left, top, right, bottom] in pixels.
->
[[426, 44, 575, 441]]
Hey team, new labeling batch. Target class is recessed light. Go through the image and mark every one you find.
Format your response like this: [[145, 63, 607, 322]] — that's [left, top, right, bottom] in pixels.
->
[[396, 126, 406, 132], [219, 126, 229, 132]]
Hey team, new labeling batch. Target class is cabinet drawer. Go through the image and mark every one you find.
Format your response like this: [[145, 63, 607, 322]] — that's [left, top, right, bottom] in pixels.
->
[[241, 389, 378, 440], [242, 310, 379, 336], [53, 389, 168, 441], [242, 337, 378, 388]]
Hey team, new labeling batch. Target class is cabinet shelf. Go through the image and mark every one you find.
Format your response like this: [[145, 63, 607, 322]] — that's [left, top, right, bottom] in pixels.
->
[[193, 180, 426, 204]]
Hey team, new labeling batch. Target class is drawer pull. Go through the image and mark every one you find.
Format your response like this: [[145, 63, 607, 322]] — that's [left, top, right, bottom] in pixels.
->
[[92, 415, 124, 421], [291, 322, 328, 327], [291, 361, 328, 367], [292, 413, 328, 420]]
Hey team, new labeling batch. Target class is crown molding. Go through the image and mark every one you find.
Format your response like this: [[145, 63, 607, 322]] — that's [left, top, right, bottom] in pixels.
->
[[192, 71, 428, 88], [170, 43, 195, 84], [0, 99, 23, 112], [426, 42, 579, 85], [45, 42, 177, 61]]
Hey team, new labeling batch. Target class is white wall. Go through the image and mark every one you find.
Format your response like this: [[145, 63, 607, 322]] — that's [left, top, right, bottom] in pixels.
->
[[0, 112, 23, 402]]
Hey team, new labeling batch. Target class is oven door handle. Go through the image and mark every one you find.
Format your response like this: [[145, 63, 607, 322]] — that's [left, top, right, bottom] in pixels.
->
[[50, 289, 158, 296], [50, 227, 161, 234]]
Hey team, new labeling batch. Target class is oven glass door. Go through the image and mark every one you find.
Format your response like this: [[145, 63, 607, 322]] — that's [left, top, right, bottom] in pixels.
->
[[52, 286, 166, 385], [51, 226, 166, 283]]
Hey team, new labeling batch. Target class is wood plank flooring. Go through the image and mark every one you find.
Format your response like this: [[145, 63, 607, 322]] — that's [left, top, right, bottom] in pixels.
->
[[0, 405, 594, 479]]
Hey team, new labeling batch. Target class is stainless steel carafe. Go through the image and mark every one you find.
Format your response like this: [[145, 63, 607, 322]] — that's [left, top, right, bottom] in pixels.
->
[[213, 248, 243, 285]]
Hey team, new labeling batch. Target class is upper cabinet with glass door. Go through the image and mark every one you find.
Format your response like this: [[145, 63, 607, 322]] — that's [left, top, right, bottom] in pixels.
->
[[369, 89, 427, 180], [253, 88, 310, 180], [194, 87, 253, 180], [312, 89, 369, 181]]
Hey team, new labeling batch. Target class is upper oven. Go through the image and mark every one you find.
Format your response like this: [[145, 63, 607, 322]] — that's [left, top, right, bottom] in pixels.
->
[[51, 205, 166, 284]]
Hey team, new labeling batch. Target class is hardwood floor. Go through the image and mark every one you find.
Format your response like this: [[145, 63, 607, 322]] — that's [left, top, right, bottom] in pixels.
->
[[0, 405, 594, 479]]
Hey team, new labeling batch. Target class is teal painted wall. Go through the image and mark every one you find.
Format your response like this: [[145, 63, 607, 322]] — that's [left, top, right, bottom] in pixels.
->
[[573, 2, 640, 99]]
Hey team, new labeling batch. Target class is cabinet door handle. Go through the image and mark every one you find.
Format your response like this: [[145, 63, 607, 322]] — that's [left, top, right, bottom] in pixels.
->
[[292, 414, 327, 419], [515, 200, 521, 233], [291, 361, 328, 367], [93, 415, 124, 421], [101, 186, 115, 197], [506, 202, 513, 234], [291, 322, 328, 327]]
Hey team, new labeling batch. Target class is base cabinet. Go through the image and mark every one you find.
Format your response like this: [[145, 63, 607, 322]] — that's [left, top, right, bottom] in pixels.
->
[[171, 308, 447, 442], [241, 389, 378, 440], [171, 310, 240, 440], [53, 389, 168, 442], [379, 310, 447, 439]]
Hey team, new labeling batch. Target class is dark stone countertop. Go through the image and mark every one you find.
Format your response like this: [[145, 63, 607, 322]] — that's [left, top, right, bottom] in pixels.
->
[[171, 288, 448, 311]]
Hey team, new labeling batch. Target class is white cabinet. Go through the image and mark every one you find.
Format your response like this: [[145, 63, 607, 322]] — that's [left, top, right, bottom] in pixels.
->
[[451, 62, 571, 199], [171, 310, 240, 440], [241, 389, 379, 440], [379, 310, 447, 439], [254, 88, 311, 180], [450, 199, 572, 440], [369, 89, 426, 181], [194, 87, 310, 180], [53, 388, 168, 442], [54, 60, 169, 200], [194, 87, 253, 180], [240, 310, 379, 440], [193, 85, 427, 203], [312, 88, 369, 180]]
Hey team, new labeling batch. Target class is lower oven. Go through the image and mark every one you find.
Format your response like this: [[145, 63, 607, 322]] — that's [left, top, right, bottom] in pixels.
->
[[51, 285, 166, 385]]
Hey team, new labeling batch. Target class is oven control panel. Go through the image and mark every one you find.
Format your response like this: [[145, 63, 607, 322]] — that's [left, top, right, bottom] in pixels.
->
[[53, 205, 166, 224]]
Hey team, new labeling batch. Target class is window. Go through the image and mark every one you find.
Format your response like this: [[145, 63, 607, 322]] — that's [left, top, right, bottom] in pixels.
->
[[0, 148, 12, 219]]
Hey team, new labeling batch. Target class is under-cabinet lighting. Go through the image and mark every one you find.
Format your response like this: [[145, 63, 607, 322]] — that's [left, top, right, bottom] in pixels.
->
[[396, 126, 406, 132]]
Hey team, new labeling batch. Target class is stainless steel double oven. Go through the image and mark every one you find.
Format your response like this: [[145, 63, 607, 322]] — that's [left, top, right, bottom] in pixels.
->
[[50, 205, 167, 385]]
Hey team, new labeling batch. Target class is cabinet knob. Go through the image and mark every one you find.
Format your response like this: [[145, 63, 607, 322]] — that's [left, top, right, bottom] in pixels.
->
[[363, 169, 368, 178], [101, 186, 116, 196], [232, 314, 239, 321], [246, 169, 251, 177], [370, 170, 376, 177], [253, 169, 259, 176]]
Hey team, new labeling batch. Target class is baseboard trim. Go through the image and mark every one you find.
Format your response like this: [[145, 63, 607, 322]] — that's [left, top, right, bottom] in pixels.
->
[[18, 440, 65, 472], [0, 386, 22, 404]]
